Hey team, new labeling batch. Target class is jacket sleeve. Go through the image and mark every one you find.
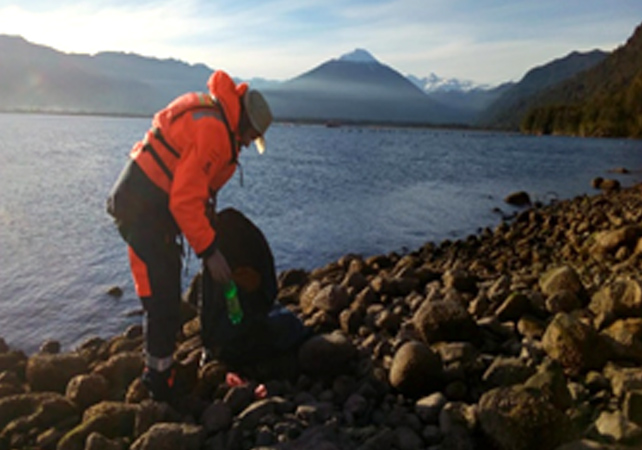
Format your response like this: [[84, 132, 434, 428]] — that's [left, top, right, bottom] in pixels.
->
[[169, 119, 229, 258]]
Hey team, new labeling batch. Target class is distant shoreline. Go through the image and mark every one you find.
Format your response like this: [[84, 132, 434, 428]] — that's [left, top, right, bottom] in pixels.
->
[[0, 108, 492, 132], [4, 108, 638, 140]]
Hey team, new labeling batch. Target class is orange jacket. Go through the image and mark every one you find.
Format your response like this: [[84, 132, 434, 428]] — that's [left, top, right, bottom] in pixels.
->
[[130, 70, 248, 258]]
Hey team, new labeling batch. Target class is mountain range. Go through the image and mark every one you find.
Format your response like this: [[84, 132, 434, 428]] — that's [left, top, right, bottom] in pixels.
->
[[0, 22, 640, 134], [520, 22, 642, 138]]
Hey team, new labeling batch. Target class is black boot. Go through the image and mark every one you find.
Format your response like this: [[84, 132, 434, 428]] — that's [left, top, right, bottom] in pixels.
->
[[142, 366, 176, 403]]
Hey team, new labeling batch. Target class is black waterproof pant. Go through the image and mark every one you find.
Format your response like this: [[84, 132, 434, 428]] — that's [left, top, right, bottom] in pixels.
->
[[118, 218, 182, 366], [108, 160, 182, 368]]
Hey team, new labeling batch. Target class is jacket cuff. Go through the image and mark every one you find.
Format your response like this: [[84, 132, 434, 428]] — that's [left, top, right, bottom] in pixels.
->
[[198, 238, 217, 259]]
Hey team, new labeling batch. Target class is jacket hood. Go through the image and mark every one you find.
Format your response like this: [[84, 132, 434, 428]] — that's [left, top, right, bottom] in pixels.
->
[[207, 70, 248, 133]]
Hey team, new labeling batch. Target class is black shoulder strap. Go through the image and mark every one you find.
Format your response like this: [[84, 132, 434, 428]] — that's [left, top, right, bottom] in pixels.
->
[[211, 97, 239, 165]]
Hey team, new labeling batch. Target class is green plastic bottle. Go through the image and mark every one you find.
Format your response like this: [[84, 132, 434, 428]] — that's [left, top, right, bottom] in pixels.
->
[[224, 281, 243, 325]]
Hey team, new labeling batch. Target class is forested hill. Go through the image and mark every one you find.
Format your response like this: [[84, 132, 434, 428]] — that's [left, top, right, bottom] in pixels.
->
[[521, 22, 642, 138]]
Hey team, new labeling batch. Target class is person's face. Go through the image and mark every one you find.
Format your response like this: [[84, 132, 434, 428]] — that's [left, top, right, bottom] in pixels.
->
[[240, 125, 261, 148]]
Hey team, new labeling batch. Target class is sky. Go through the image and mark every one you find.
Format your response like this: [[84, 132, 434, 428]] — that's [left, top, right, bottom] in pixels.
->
[[0, 0, 641, 86]]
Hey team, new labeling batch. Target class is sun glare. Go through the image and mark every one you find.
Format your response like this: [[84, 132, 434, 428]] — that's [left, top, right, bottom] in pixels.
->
[[0, 3, 198, 58]]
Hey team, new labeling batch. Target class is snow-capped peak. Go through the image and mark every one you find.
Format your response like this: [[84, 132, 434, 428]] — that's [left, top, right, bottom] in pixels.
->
[[407, 73, 489, 93], [338, 48, 379, 64]]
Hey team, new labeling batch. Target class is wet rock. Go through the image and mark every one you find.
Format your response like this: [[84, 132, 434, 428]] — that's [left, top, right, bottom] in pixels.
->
[[505, 191, 531, 206], [107, 286, 123, 297]]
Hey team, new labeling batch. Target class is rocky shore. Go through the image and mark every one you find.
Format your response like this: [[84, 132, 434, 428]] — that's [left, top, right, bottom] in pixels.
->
[[3, 181, 642, 450]]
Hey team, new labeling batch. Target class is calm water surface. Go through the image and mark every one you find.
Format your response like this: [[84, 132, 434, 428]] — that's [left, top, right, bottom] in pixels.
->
[[1, 113, 641, 353]]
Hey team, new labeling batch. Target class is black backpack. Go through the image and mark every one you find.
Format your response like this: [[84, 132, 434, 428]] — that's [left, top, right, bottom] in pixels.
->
[[200, 208, 303, 366]]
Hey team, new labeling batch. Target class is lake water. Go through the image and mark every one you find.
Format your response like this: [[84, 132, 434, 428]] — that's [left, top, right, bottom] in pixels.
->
[[1, 113, 641, 354]]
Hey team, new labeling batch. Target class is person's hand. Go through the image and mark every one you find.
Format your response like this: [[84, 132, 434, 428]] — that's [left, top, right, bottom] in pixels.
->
[[205, 249, 231, 284]]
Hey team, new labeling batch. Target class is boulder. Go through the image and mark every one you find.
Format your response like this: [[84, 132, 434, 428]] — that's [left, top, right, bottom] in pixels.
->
[[25, 353, 88, 393], [590, 226, 642, 258], [601, 319, 642, 363], [84, 432, 124, 450], [542, 313, 608, 375], [389, 341, 444, 397], [311, 284, 350, 316], [130, 423, 205, 450], [481, 357, 536, 388], [92, 351, 144, 395], [442, 269, 478, 295], [604, 365, 642, 398], [298, 331, 357, 376], [413, 300, 479, 344], [57, 401, 139, 450], [299, 281, 323, 315], [0, 350, 27, 373], [415, 392, 447, 424], [539, 265, 587, 305], [589, 278, 642, 329], [0, 392, 63, 429], [66, 373, 110, 409], [599, 179, 621, 191], [504, 191, 531, 206], [495, 292, 531, 321], [523, 359, 573, 411], [478, 385, 573, 450], [200, 400, 232, 434], [0, 394, 76, 443], [594, 410, 642, 443]]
